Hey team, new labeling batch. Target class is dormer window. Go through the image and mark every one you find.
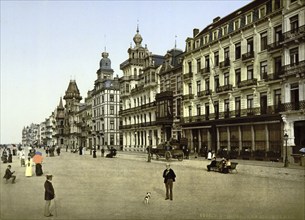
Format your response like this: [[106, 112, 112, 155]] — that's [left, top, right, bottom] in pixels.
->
[[234, 19, 240, 30], [260, 6, 266, 18], [247, 13, 252, 24], [223, 25, 228, 35]]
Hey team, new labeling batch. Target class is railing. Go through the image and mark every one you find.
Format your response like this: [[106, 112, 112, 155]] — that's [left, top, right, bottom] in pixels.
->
[[280, 60, 305, 77], [282, 25, 305, 41], [183, 72, 193, 80], [219, 58, 230, 69], [281, 101, 305, 111], [156, 91, 173, 100], [242, 51, 254, 61], [119, 75, 139, 81], [267, 40, 283, 52], [266, 72, 280, 81], [216, 84, 233, 93], [183, 94, 194, 100], [238, 78, 257, 88], [200, 67, 210, 74], [198, 90, 212, 97]]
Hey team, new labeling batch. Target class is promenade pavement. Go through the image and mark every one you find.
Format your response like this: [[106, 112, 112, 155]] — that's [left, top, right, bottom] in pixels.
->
[[1, 149, 304, 220]]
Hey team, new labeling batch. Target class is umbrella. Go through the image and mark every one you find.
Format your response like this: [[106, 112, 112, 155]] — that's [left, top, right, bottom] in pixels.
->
[[299, 148, 305, 153], [33, 154, 43, 164], [35, 151, 42, 156]]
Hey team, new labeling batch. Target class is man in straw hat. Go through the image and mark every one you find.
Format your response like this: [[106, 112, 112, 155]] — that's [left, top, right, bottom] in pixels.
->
[[44, 174, 55, 217]]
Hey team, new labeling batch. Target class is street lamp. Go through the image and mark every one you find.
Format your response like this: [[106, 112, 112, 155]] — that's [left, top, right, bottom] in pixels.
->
[[283, 133, 289, 167], [148, 135, 152, 162]]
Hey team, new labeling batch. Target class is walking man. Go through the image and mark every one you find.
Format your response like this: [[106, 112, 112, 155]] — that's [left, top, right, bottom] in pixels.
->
[[44, 174, 55, 217], [163, 163, 176, 200], [3, 165, 16, 183]]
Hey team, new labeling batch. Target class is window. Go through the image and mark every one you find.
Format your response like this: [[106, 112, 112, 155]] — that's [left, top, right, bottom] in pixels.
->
[[213, 31, 217, 40], [247, 38, 254, 52], [260, 32, 267, 51], [223, 25, 228, 35], [247, 65, 253, 79], [247, 13, 252, 24], [224, 47, 230, 59], [224, 72, 229, 85], [214, 76, 219, 91], [235, 97, 241, 117], [214, 51, 219, 66], [235, 42, 241, 59], [247, 95, 254, 109], [290, 48, 299, 65], [197, 104, 201, 116], [205, 103, 210, 120], [110, 105, 114, 115], [224, 99, 230, 118], [274, 56, 282, 75], [177, 76, 182, 93], [110, 135, 114, 145], [260, 61, 268, 80], [235, 68, 241, 86], [188, 106, 192, 117], [260, 7, 266, 18], [214, 101, 219, 119], [274, 89, 281, 112], [110, 94, 114, 102], [275, 0, 281, 10], [188, 83, 192, 94], [234, 19, 240, 30], [205, 79, 210, 90], [110, 120, 114, 130], [197, 59, 201, 72], [188, 61, 192, 73], [274, 25, 282, 42], [197, 81, 201, 95], [290, 15, 299, 32], [205, 55, 210, 69], [177, 99, 181, 117]]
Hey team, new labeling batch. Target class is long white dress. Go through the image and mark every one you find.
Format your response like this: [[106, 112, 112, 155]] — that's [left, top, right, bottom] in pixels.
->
[[25, 158, 33, 177]]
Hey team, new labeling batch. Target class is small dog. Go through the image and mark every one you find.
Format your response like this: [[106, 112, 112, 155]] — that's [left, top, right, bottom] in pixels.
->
[[143, 192, 151, 204]]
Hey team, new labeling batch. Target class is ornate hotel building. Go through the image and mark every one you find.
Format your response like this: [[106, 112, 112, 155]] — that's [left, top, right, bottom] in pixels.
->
[[182, 0, 305, 162], [119, 28, 164, 151], [91, 51, 121, 150]]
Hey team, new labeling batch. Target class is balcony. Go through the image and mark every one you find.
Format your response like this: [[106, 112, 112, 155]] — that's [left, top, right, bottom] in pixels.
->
[[183, 72, 193, 80], [197, 89, 211, 98], [242, 51, 254, 61], [280, 60, 305, 78], [200, 67, 210, 75], [265, 72, 280, 81], [282, 25, 305, 44], [156, 117, 173, 125], [219, 58, 230, 69], [238, 78, 257, 88], [216, 84, 233, 93], [183, 94, 194, 101], [281, 100, 305, 112], [156, 91, 173, 100], [267, 40, 283, 52]]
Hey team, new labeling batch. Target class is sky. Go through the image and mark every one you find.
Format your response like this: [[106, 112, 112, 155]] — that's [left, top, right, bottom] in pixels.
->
[[0, 0, 251, 144]]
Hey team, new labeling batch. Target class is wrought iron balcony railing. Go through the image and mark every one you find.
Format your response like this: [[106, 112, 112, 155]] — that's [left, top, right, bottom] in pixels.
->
[[238, 78, 257, 88], [183, 72, 193, 80], [219, 58, 230, 69], [282, 25, 305, 42], [183, 94, 194, 100], [242, 51, 254, 61], [216, 84, 233, 93], [280, 60, 305, 77]]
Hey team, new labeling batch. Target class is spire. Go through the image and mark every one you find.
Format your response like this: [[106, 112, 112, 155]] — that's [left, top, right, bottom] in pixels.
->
[[174, 35, 177, 50], [58, 97, 64, 109]]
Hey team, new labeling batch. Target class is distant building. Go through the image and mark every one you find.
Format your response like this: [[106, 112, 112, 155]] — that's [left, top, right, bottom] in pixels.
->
[[22, 123, 40, 146]]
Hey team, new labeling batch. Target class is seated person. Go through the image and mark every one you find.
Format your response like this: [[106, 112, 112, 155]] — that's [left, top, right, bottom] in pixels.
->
[[3, 165, 16, 183], [207, 157, 217, 171], [226, 159, 231, 170], [220, 158, 229, 174]]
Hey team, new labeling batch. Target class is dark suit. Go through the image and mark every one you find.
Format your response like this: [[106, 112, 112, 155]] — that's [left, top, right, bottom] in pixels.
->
[[44, 180, 55, 216], [163, 168, 176, 200], [3, 168, 16, 183]]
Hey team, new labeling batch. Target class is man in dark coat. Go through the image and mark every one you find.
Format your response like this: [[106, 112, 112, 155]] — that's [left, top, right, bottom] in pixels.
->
[[3, 165, 16, 183], [163, 163, 176, 200], [44, 175, 55, 217]]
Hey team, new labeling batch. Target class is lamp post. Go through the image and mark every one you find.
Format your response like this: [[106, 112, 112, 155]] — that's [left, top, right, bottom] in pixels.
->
[[148, 135, 151, 162], [283, 133, 289, 167]]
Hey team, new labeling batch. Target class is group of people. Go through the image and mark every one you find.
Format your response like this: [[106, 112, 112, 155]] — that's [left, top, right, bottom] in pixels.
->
[[207, 157, 232, 173]]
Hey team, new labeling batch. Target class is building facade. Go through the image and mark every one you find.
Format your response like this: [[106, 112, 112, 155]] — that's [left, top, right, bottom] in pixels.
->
[[119, 28, 164, 152], [91, 51, 121, 150], [182, 0, 304, 162]]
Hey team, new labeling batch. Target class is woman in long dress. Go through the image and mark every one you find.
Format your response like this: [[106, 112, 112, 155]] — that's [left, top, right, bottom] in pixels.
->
[[25, 157, 33, 177]]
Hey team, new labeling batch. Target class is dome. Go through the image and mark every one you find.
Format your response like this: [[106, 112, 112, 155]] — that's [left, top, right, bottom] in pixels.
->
[[133, 27, 142, 46], [99, 52, 111, 69]]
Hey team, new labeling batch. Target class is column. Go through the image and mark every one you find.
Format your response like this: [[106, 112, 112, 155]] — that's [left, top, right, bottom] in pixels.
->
[[251, 125, 255, 152], [265, 124, 269, 152], [227, 127, 231, 151]]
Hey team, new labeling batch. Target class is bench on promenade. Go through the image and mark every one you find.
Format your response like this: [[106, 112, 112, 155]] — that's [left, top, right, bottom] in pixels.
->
[[209, 161, 238, 173]]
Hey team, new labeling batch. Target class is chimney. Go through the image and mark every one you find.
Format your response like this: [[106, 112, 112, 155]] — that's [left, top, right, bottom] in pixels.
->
[[213, 16, 221, 23], [193, 28, 199, 37]]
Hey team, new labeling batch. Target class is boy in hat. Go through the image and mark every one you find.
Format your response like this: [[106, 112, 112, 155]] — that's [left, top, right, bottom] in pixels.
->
[[44, 174, 55, 217]]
